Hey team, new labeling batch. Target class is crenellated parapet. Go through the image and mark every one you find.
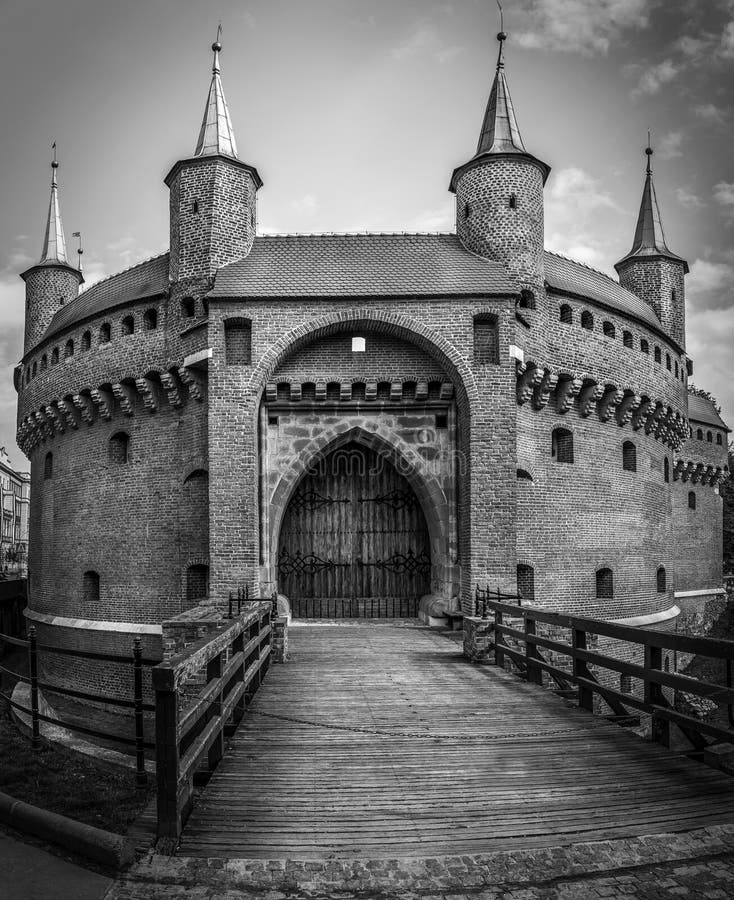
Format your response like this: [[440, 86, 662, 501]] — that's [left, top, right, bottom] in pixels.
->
[[17, 366, 208, 455], [515, 360, 688, 451]]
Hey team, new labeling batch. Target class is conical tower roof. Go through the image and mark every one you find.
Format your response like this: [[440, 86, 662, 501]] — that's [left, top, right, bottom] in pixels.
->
[[615, 145, 688, 273], [39, 147, 69, 265], [450, 31, 549, 191], [195, 32, 238, 159]]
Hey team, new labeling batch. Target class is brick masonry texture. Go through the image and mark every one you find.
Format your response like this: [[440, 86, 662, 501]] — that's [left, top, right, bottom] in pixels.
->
[[14, 113, 728, 698]]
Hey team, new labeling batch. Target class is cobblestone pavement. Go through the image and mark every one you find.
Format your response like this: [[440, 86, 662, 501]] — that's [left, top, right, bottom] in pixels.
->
[[105, 825, 734, 899]]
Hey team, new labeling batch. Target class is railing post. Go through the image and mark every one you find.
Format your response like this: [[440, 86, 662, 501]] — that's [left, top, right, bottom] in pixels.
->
[[645, 642, 670, 747], [133, 637, 147, 787], [228, 591, 233, 619], [28, 625, 41, 751], [525, 616, 542, 686], [573, 628, 594, 712], [232, 629, 246, 726], [494, 606, 504, 669], [206, 650, 224, 771], [155, 682, 181, 839]]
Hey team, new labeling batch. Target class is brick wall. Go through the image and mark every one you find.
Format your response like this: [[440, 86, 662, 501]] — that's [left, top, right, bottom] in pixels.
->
[[617, 257, 687, 350], [23, 265, 83, 354]]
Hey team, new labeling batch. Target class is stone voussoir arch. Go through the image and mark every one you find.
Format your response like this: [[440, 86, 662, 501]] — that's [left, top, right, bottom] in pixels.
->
[[268, 422, 452, 571], [247, 308, 479, 410]]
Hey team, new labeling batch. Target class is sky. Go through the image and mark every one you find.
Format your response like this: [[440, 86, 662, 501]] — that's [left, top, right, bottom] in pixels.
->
[[0, 0, 733, 470]]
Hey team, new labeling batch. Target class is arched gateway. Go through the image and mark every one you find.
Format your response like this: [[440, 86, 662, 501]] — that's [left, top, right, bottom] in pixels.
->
[[278, 442, 431, 617]]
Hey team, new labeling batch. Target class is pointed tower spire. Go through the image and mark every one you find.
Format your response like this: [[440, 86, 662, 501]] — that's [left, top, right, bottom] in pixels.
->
[[40, 144, 69, 265], [476, 28, 527, 156], [195, 27, 238, 159], [615, 140, 688, 271]]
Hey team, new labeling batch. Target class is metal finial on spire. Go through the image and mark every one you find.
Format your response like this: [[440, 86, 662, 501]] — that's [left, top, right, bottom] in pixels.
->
[[496, 1, 506, 69], [39, 144, 69, 265], [212, 23, 222, 72], [72, 231, 83, 273], [645, 130, 653, 175]]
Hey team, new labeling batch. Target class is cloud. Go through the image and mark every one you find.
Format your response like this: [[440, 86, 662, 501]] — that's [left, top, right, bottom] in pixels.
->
[[403, 203, 454, 232], [686, 304, 734, 432], [719, 20, 734, 58], [686, 258, 734, 310], [545, 167, 623, 273], [391, 24, 463, 63], [713, 181, 734, 223], [514, 0, 650, 56], [675, 187, 705, 209], [656, 130, 684, 160], [631, 58, 679, 97], [693, 103, 728, 126], [291, 194, 319, 214]]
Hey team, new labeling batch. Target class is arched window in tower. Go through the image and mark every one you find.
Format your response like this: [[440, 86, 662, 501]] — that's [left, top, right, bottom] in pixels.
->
[[623, 331, 633, 348], [64, 339, 74, 358], [596, 568, 613, 599], [44, 452, 53, 480], [640, 339, 649, 354], [473, 314, 499, 365], [671, 288, 677, 303], [143, 309, 158, 330], [121, 315, 135, 336], [509, 193, 517, 209], [109, 432, 130, 464], [688, 491, 696, 510], [51, 347, 59, 365], [40, 355, 47, 371], [664, 457, 670, 483], [83, 571, 100, 606], [654, 346, 661, 363], [516, 468, 533, 481], [581, 310, 593, 330], [81, 331, 91, 351], [656, 566, 666, 592], [674, 361, 679, 378], [518, 289, 535, 309], [463, 201, 472, 220], [181, 297, 196, 318], [99, 322, 111, 344], [717, 433, 723, 445], [186, 564, 209, 603], [516, 564, 535, 603], [32, 362, 37, 378], [666, 353, 671, 371], [224, 318, 252, 365], [622, 441, 637, 472], [559, 304, 572, 324], [603, 321, 615, 339], [552, 427, 574, 463], [696, 428, 703, 440], [24, 369, 29, 385], [707, 431, 713, 443]]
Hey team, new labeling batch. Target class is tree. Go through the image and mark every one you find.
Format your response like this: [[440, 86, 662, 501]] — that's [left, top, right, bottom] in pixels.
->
[[688, 385, 722, 414]]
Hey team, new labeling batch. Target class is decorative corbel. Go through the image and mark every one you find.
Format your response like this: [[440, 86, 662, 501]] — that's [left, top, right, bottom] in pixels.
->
[[111, 383, 136, 416], [555, 376, 582, 415], [57, 398, 80, 430], [161, 372, 183, 409], [178, 367, 206, 403], [72, 393, 95, 425], [615, 393, 641, 427], [532, 369, 558, 410], [516, 363, 543, 405], [578, 381, 603, 418], [597, 387, 623, 423], [135, 378, 159, 413]]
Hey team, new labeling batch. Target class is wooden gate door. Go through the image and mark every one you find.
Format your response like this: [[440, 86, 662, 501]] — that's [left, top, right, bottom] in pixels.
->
[[278, 442, 430, 617]]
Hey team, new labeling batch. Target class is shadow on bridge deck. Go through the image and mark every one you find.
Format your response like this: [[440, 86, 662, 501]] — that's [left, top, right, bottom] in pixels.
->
[[178, 623, 734, 859]]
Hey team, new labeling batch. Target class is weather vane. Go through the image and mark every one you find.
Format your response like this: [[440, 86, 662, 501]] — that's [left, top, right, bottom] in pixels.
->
[[72, 231, 83, 272]]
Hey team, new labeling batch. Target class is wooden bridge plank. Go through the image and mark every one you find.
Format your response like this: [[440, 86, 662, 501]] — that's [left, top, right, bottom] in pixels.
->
[[178, 623, 734, 859]]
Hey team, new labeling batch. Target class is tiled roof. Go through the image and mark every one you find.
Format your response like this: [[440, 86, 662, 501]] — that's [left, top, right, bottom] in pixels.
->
[[544, 251, 662, 330], [42, 253, 169, 342], [209, 233, 517, 298], [687, 393, 730, 431]]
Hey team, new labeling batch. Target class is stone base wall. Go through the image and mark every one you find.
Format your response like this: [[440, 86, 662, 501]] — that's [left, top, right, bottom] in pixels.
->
[[462, 616, 494, 663]]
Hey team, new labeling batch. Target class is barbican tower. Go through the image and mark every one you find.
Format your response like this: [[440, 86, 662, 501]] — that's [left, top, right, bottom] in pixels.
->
[[615, 144, 688, 349], [20, 151, 83, 354], [165, 34, 262, 286], [450, 30, 550, 304]]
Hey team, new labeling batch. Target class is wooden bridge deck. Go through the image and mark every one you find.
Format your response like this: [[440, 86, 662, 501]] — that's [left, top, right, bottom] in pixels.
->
[[178, 623, 734, 859]]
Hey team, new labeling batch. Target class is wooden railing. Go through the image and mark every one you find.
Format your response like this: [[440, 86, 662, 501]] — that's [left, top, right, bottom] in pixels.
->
[[475, 585, 734, 751], [152, 602, 272, 841]]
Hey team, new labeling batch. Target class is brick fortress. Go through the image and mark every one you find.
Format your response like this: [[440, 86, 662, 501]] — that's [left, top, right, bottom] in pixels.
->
[[14, 33, 729, 693]]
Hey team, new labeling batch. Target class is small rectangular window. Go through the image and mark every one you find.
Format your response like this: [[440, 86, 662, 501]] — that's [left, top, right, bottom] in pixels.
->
[[268, 416, 279, 427], [352, 336, 366, 352], [435, 414, 448, 429]]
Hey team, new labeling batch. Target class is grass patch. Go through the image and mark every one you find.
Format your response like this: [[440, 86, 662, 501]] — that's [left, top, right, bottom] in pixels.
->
[[0, 701, 153, 835]]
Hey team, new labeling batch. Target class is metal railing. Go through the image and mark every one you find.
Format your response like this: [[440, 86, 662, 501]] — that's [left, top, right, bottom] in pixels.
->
[[0, 627, 156, 786]]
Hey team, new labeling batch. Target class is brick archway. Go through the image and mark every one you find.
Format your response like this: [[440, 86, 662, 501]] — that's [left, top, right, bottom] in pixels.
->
[[267, 424, 455, 599], [248, 309, 478, 412]]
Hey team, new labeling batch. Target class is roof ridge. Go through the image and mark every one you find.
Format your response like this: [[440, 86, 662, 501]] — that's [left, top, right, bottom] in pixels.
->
[[545, 250, 621, 284], [77, 250, 169, 297], [255, 231, 457, 238]]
